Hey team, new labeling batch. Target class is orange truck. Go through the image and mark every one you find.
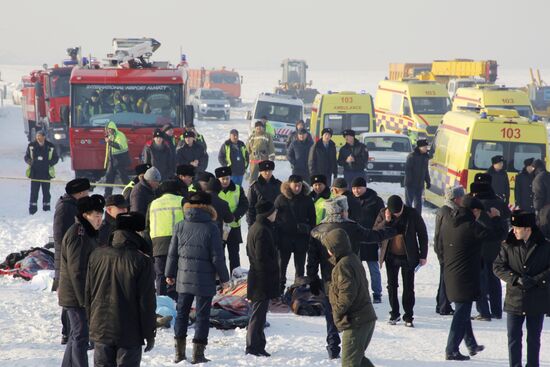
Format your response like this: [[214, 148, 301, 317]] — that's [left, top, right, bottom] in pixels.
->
[[187, 67, 242, 106]]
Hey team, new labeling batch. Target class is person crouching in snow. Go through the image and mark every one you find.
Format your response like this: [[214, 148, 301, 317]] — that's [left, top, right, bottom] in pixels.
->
[[323, 228, 377, 367], [165, 191, 230, 364]]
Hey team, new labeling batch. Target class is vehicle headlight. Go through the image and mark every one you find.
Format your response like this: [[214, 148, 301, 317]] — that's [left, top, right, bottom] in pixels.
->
[[367, 163, 374, 169], [54, 133, 66, 140], [200, 103, 207, 108], [224, 103, 230, 108]]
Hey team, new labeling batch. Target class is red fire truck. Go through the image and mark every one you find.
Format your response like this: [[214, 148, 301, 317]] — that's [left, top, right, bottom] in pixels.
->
[[69, 38, 193, 179], [188, 67, 242, 106], [21, 66, 72, 153]]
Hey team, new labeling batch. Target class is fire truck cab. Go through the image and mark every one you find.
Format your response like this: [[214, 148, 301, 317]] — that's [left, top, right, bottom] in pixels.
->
[[69, 38, 192, 180]]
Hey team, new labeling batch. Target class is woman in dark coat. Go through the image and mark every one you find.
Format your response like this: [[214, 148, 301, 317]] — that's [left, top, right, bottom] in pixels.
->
[[440, 195, 505, 360], [165, 192, 230, 364], [246, 200, 279, 357], [494, 211, 550, 367]]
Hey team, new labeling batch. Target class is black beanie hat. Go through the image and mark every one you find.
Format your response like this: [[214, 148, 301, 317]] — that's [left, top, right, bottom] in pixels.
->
[[196, 172, 215, 183], [256, 200, 275, 216], [524, 157, 535, 167], [332, 178, 348, 189], [387, 195, 404, 214], [176, 164, 195, 177], [158, 179, 182, 196], [135, 163, 152, 176], [416, 139, 429, 148], [462, 194, 485, 211], [116, 212, 146, 232], [351, 177, 367, 188], [288, 174, 302, 183], [491, 155, 504, 165], [66, 178, 91, 195], [188, 191, 212, 205]]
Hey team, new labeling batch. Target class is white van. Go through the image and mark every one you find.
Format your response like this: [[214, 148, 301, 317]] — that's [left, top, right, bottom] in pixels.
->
[[247, 93, 304, 154]]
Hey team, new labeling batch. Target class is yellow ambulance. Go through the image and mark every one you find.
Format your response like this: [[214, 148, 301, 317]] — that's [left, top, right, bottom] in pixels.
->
[[425, 108, 548, 207], [309, 91, 375, 149], [375, 80, 451, 143], [452, 85, 534, 118]]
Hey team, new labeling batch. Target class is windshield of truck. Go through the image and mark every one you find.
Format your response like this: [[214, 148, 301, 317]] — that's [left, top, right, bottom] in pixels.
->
[[411, 97, 451, 115], [48, 74, 70, 97], [287, 63, 303, 84], [485, 105, 534, 118], [72, 84, 182, 128], [364, 136, 411, 152], [323, 114, 371, 134], [254, 101, 302, 124], [470, 140, 544, 173], [210, 73, 239, 84], [200, 89, 226, 100]]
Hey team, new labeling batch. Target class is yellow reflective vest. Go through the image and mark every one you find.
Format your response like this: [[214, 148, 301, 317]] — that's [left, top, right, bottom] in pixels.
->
[[218, 185, 241, 228], [148, 193, 184, 239]]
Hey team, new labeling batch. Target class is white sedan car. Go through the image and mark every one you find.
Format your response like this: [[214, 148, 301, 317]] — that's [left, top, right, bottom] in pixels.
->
[[360, 132, 413, 185]]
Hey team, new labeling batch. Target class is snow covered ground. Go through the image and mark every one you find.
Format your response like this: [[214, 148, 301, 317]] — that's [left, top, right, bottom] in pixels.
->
[[0, 67, 549, 366]]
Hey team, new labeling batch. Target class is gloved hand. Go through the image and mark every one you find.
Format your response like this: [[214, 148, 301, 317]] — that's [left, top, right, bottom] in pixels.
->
[[144, 337, 155, 352], [426, 182, 431, 189], [517, 276, 537, 290], [297, 223, 311, 235], [309, 278, 322, 296]]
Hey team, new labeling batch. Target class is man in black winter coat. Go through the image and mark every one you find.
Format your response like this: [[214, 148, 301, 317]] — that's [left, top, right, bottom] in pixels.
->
[[217, 129, 249, 186], [351, 177, 385, 303], [176, 131, 208, 172], [515, 157, 535, 212], [470, 176, 511, 321], [486, 155, 511, 205], [274, 175, 316, 293], [337, 129, 369, 187], [531, 159, 550, 237], [494, 211, 550, 367], [309, 128, 338, 187], [122, 163, 152, 201], [130, 167, 161, 216], [58, 195, 104, 367], [246, 200, 279, 357], [52, 178, 90, 344], [287, 129, 313, 182], [142, 129, 175, 181], [98, 195, 130, 247], [24, 131, 59, 214], [246, 160, 282, 226], [374, 195, 428, 327], [433, 186, 465, 316], [86, 212, 156, 365], [404, 139, 431, 215], [308, 195, 397, 359], [440, 194, 505, 361], [286, 119, 313, 149]]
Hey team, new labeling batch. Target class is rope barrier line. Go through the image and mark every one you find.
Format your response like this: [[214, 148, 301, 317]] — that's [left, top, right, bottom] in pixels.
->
[[0, 176, 126, 188]]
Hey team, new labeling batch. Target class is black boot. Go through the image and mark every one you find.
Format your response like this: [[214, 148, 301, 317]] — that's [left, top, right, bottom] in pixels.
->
[[43, 203, 50, 211], [191, 343, 210, 364], [29, 204, 37, 215], [445, 351, 470, 361], [174, 338, 186, 363]]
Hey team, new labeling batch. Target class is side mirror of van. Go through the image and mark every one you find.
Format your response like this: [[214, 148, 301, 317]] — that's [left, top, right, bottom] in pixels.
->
[[184, 105, 194, 126], [246, 111, 252, 120]]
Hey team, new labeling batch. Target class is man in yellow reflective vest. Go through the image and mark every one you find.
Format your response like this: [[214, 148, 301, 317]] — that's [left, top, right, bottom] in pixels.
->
[[24, 130, 59, 214], [146, 179, 184, 300], [215, 166, 249, 273], [217, 129, 249, 186], [309, 175, 331, 225], [122, 163, 151, 201], [104, 121, 131, 197]]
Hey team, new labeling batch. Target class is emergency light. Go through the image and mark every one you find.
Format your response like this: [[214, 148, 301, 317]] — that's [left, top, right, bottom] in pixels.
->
[[63, 59, 78, 66], [480, 111, 488, 119]]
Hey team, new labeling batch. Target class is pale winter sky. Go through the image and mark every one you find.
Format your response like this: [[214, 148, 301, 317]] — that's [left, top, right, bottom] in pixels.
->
[[1, 0, 549, 70]]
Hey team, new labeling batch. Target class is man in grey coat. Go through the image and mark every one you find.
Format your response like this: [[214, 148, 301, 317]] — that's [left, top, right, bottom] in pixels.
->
[[165, 191, 230, 364]]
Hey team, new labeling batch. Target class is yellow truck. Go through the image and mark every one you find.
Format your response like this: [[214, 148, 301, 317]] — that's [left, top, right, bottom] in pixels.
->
[[452, 85, 534, 118], [374, 80, 451, 143], [308, 91, 375, 149], [425, 108, 548, 207]]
